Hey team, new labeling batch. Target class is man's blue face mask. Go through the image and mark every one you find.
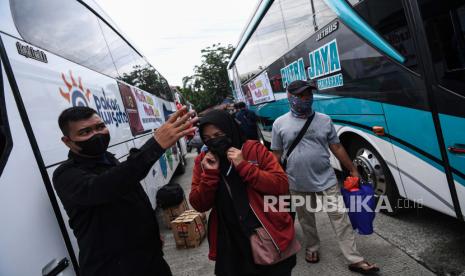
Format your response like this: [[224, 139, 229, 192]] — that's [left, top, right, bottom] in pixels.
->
[[288, 94, 314, 118]]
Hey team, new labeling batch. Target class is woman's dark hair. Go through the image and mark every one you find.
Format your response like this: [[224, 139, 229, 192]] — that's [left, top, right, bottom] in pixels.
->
[[58, 106, 98, 135]]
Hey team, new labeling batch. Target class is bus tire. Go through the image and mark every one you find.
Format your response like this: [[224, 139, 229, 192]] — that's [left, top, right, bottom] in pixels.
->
[[347, 139, 401, 215]]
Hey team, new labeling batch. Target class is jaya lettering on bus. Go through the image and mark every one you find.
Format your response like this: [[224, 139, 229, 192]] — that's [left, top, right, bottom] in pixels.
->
[[308, 39, 341, 80], [93, 90, 129, 127], [280, 58, 306, 88]]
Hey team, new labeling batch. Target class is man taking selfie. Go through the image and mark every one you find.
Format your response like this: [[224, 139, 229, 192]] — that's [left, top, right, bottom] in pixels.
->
[[53, 106, 197, 276]]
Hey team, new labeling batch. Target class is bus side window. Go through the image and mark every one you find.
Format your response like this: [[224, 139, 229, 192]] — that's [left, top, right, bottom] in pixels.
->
[[351, 0, 420, 73], [279, 0, 336, 48], [98, 19, 172, 100], [419, 0, 465, 96], [11, 0, 118, 78], [236, 34, 265, 83], [98, 19, 145, 80], [160, 76, 174, 101]]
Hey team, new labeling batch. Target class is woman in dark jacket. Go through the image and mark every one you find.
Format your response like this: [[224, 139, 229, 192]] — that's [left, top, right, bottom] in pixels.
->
[[189, 110, 297, 276]]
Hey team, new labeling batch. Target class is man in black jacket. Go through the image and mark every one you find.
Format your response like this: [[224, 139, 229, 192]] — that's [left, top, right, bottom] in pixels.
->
[[53, 106, 197, 276], [234, 102, 258, 140]]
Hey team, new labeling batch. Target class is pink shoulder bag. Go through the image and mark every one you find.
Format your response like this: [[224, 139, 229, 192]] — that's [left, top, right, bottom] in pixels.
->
[[222, 176, 301, 265]]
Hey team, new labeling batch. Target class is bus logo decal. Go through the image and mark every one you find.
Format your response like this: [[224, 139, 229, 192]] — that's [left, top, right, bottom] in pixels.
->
[[16, 42, 48, 63], [280, 39, 343, 91], [316, 21, 339, 41], [316, 73, 344, 90], [59, 71, 92, 107], [93, 90, 129, 128]]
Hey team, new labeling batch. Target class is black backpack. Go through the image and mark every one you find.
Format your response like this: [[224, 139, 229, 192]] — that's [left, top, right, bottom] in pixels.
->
[[156, 183, 185, 209]]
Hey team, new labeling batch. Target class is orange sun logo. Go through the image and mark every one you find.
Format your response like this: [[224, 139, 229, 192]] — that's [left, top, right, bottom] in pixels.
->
[[59, 71, 92, 107]]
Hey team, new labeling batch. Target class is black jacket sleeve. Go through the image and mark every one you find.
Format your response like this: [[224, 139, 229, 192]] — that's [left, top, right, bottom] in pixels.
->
[[53, 137, 165, 206]]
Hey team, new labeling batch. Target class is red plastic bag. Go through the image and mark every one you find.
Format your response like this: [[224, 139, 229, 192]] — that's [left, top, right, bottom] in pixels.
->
[[343, 176, 360, 192]]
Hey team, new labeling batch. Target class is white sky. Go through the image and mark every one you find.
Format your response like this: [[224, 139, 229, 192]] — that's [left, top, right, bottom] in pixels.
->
[[95, 0, 259, 86]]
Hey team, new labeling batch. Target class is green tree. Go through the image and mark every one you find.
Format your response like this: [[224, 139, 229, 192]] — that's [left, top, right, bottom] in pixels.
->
[[119, 64, 173, 100], [180, 43, 234, 111]]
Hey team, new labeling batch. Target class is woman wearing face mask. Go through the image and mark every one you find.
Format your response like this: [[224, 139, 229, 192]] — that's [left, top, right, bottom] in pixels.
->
[[189, 110, 297, 276]]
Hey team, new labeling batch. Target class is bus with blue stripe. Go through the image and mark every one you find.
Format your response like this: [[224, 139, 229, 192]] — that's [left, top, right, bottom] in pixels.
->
[[227, 0, 465, 220]]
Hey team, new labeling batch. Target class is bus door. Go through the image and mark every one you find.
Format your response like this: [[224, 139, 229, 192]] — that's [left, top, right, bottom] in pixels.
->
[[0, 35, 76, 275], [414, 0, 465, 220]]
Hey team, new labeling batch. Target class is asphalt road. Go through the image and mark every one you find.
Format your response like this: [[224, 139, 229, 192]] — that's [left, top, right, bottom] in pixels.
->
[[158, 153, 465, 276], [373, 204, 465, 275]]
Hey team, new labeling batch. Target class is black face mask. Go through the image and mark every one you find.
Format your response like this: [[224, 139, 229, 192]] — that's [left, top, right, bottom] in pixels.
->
[[73, 133, 110, 156], [205, 135, 232, 157]]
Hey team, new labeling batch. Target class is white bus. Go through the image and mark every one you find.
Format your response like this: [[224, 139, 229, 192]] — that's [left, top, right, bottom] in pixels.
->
[[0, 0, 187, 275]]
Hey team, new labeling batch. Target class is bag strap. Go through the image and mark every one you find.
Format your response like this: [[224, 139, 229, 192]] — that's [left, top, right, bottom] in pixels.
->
[[282, 113, 315, 167]]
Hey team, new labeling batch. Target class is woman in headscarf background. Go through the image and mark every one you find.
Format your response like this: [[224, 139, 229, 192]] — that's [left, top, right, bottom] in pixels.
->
[[189, 109, 296, 276]]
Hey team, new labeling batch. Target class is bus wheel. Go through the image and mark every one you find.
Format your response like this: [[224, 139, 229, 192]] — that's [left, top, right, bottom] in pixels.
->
[[349, 140, 401, 215]]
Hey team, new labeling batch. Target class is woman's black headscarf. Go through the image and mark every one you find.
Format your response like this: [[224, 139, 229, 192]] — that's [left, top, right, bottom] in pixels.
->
[[198, 109, 260, 241], [199, 109, 246, 151], [199, 109, 247, 173]]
